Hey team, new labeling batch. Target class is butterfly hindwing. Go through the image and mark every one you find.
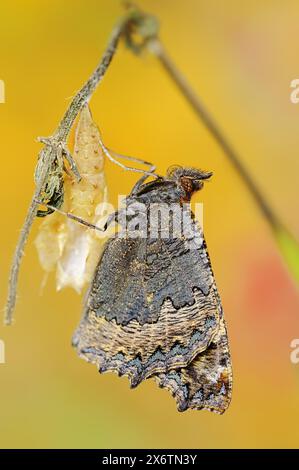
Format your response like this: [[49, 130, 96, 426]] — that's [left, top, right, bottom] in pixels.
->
[[156, 306, 232, 413], [73, 221, 221, 387]]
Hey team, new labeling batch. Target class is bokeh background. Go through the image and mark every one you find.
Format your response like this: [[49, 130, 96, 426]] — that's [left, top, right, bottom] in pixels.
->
[[0, 0, 299, 448]]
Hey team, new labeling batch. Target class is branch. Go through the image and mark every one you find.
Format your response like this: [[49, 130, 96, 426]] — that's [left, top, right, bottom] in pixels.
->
[[4, 18, 128, 325], [123, 3, 299, 286]]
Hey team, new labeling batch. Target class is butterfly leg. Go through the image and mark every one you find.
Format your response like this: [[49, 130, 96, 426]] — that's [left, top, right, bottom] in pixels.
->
[[98, 135, 159, 180], [106, 148, 161, 195], [34, 199, 118, 233]]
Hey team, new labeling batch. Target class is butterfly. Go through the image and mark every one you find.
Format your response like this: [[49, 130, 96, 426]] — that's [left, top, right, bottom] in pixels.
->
[[72, 165, 232, 413]]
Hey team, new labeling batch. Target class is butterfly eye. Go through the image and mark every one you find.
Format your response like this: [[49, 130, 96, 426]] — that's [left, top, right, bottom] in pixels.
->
[[180, 176, 194, 194]]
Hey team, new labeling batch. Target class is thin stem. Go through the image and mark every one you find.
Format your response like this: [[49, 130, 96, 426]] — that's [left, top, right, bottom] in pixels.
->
[[54, 21, 125, 142], [147, 37, 279, 229], [4, 17, 128, 325], [4, 147, 54, 324]]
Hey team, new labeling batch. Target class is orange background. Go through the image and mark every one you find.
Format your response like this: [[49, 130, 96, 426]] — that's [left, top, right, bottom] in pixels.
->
[[0, 0, 299, 448]]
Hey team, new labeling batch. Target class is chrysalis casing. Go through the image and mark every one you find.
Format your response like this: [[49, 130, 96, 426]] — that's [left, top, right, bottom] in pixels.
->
[[35, 104, 109, 293]]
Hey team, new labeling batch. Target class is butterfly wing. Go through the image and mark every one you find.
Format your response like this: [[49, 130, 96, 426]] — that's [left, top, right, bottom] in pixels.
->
[[72, 224, 222, 388], [156, 306, 232, 414]]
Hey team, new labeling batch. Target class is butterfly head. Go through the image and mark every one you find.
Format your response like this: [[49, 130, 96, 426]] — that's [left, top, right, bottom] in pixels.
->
[[166, 165, 213, 200]]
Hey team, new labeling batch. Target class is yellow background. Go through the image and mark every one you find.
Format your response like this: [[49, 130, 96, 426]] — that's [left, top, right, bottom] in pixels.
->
[[0, 0, 299, 448]]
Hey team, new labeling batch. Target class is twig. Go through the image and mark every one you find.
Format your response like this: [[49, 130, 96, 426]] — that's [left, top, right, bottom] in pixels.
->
[[6, 4, 297, 325], [5, 147, 52, 324], [4, 18, 130, 325], [123, 3, 286, 232], [147, 37, 278, 228]]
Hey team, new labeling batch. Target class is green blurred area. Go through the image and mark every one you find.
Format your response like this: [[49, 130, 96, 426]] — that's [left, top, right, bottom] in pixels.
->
[[275, 226, 299, 285]]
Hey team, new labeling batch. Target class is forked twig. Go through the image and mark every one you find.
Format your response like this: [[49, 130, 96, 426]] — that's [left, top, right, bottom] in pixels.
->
[[4, 14, 150, 325], [6, 4, 297, 325]]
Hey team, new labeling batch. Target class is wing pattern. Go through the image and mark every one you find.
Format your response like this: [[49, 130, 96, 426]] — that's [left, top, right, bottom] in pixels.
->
[[73, 210, 232, 412]]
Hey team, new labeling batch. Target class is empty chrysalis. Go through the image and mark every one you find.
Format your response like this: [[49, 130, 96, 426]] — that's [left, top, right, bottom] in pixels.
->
[[35, 104, 109, 293]]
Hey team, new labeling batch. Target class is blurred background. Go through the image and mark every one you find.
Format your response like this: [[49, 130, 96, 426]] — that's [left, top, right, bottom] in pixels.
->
[[0, 0, 299, 448]]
